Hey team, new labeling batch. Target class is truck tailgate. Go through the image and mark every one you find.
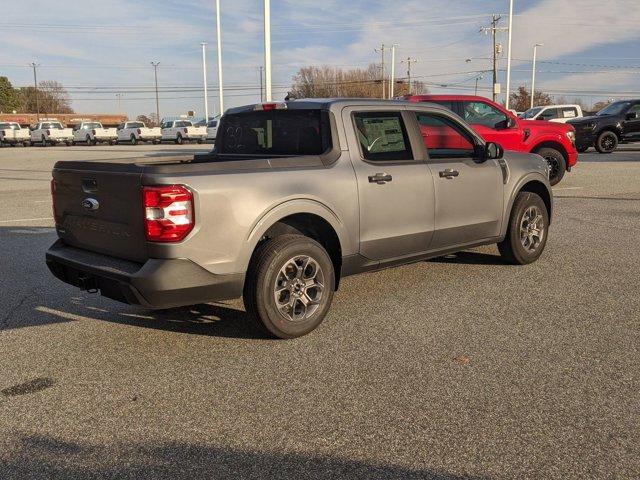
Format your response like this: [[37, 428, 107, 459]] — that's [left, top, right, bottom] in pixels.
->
[[53, 164, 148, 262]]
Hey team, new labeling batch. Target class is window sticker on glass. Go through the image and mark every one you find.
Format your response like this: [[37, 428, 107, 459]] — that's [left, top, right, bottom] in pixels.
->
[[353, 112, 412, 161]]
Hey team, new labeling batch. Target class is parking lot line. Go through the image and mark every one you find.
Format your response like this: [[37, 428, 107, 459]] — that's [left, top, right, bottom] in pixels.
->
[[0, 217, 53, 224]]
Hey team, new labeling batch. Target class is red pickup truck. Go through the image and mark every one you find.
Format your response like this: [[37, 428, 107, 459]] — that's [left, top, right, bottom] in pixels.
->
[[405, 95, 578, 185]]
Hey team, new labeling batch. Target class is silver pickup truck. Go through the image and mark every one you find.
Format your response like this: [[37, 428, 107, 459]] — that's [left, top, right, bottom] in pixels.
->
[[46, 99, 552, 338]]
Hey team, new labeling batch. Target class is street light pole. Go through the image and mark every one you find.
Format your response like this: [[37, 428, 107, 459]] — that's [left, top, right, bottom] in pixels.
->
[[30, 62, 40, 121], [259, 66, 264, 102], [530, 43, 543, 110], [216, 0, 224, 113], [264, 0, 272, 101], [201, 42, 210, 121], [151, 62, 160, 124], [505, 0, 514, 110], [389, 44, 398, 98]]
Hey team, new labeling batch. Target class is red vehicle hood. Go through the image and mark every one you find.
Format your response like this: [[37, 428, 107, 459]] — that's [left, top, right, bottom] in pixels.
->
[[520, 118, 575, 132]]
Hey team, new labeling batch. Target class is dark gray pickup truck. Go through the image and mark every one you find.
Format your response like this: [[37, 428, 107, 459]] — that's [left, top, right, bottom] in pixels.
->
[[47, 99, 552, 338]]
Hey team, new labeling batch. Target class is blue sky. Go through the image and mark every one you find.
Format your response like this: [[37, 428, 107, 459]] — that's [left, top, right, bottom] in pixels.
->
[[2, 0, 639, 118]]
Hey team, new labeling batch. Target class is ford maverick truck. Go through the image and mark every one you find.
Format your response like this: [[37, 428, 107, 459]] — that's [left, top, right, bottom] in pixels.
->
[[46, 99, 552, 338]]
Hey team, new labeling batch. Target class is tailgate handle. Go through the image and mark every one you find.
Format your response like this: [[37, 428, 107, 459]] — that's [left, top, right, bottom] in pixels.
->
[[82, 178, 98, 193]]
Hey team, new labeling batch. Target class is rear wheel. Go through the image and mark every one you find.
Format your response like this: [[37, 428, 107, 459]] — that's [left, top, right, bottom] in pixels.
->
[[41, 136, 47, 147], [535, 147, 566, 186], [243, 234, 335, 339], [498, 191, 549, 265], [23, 141, 29, 147], [595, 131, 618, 154]]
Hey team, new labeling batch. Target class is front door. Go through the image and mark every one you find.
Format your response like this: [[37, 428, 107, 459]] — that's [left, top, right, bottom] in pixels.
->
[[460, 99, 523, 151], [624, 103, 640, 138], [413, 111, 504, 250], [344, 108, 435, 261]]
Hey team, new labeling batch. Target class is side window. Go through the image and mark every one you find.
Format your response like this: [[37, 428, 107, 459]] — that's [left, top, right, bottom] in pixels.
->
[[462, 101, 508, 129], [561, 107, 578, 119], [415, 113, 475, 159], [431, 101, 456, 112], [627, 104, 640, 115], [353, 112, 413, 161], [539, 108, 560, 120]]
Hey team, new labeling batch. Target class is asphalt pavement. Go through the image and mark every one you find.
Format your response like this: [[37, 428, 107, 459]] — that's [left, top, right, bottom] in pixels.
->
[[0, 144, 638, 479]]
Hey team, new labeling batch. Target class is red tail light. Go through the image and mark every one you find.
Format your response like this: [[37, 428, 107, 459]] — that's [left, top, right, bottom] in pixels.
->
[[142, 185, 194, 242], [261, 103, 277, 111], [50, 179, 59, 223], [183, 128, 188, 134], [46, 129, 51, 135], [92, 129, 96, 135], [137, 128, 142, 135]]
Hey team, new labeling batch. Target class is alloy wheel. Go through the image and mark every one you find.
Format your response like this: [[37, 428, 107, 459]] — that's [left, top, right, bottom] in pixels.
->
[[274, 255, 325, 322], [519, 206, 545, 252]]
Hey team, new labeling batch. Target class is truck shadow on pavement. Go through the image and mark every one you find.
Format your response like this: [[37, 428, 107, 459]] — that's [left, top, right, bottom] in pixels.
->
[[2, 226, 500, 338], [2, 433, 489, 480]]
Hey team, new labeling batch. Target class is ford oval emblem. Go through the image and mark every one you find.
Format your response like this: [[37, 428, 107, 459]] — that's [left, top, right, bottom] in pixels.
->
[[82, 198, 100, 211]]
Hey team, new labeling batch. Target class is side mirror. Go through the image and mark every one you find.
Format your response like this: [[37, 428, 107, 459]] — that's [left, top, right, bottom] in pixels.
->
[[626, 112, 638, 120], [484, 142, 504, 160]]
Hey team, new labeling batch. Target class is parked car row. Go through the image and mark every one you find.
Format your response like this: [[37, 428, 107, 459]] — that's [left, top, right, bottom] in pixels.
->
[[0, 118, 220, 147]]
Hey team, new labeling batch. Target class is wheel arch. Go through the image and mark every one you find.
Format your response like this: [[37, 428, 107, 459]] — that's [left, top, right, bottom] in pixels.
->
[[502, 175, 553, 237], [530, 140, 568, 162], [244, 200, 350, 289], [596, 126, 622, 140]]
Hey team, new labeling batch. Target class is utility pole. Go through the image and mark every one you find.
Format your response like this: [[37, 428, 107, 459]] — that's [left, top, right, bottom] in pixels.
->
[[530, 43, 543, 109], [375, 44, 386, 99], [201, 42, 210, 121], [259, 66, 264, 102], [151, 62, 160, 123], [30, 62, 40, 121], [505, 0, 514, 110], [401, 57, 418, 95], [480, 15, 505, 102], [264, 0, 272, 101], [216, 0, 224, 113], [115, 93, 123, 112], [389, 44, 398, 98]]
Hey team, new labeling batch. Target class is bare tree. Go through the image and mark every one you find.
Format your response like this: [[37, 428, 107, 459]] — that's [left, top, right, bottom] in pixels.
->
[[290, 64, 427, 99], [20, 80, 73, 114], [137, 114, 159, 127], [509, 85, 553, 112]]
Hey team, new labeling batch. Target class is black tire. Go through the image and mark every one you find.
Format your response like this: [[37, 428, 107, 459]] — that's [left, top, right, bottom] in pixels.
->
[[243, 234, 335, 339], [176, 134, 183, 145], [595, 131, 618, 154], [130, 135, 138, 146], [23, 141, 30, 148], [535, 147, 566, 186], [86, 135, 93, 145], [576, 145, 589, 153], [41, 136, 47, 147], [498, 191, 549, 265], [197, 138, 203, 144]]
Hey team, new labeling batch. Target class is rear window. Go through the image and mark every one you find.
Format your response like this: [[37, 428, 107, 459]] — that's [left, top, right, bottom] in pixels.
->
[[0, 123, 19, 130], [217, 109, 332, 156], [42, 122, 63, 129], [128, 122, 144, 129]]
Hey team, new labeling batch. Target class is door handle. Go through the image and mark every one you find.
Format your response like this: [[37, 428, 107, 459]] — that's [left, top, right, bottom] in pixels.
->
[[439, 169, 460, 179], [368, 173, 393, 184]]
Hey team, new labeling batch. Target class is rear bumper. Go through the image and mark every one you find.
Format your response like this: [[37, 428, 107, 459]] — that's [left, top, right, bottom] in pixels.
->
[[46, 240, 244, 309]]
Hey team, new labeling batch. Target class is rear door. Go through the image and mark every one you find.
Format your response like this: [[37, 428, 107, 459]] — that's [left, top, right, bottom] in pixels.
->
[[342, 107, 435, 260], [411, 110, 503, 249], [624, 103, 640, 137]]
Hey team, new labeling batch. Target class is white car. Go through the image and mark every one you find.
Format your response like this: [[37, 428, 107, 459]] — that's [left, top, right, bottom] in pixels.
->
[[0, 122, 30, 147], [116, 121, 162, 145], [520, 104, 584, 123], [30, 121, 74, 147], [206, 117, 220, 142], [161, 120, 207, 144], [72, 121, 117, 145]]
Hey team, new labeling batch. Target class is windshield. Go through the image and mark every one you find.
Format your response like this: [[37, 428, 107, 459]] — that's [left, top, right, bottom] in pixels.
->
[[522, 107, 543, 119], [597, 101, 631, 116], [0, 123, 20, 130], [217, 109, 331, 157], [84, 122, 102, 129], [42, 122, 63, 129]]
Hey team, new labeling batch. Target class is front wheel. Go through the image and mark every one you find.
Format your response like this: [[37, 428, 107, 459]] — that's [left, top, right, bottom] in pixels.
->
[[595, 131, 618, 154], [535, 147, 566, 186], [498, 191, 549, 265], [243, 234, 335, 339], [175, 134, 183, 145]]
